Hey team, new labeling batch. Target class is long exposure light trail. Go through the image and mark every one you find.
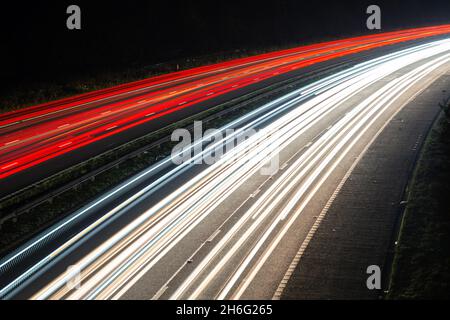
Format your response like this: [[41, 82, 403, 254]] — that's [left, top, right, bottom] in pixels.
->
[[2, 37, 447, 300], [1, 25, 450, 179], [2, 40, 442, 298]]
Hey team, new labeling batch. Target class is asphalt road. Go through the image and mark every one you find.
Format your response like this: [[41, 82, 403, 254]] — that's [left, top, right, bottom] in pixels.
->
[[280, 70, 450, 300], [1, 26, 450, 196], [2, 37, 450, 300]]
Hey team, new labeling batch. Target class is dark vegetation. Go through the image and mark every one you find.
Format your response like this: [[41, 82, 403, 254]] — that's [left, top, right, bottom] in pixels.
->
[[1, 0, 450, 259], [388, 99, 450, 299], [0, 65, 342, 256], [2, 1, 450, 111]]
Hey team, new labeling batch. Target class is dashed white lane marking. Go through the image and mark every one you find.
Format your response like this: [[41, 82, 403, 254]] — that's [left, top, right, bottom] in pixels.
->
[[150, 241, 208, 300], [272, 72, 441, 300], [1, 162, 18, 170], [152, 286, 168, 300], [58, 141, 73, 148], [412, 134, 423, 151], [271, 137, 369, 300], [280, 162, 289, 170], [5, 140, 19, 146], [206, 229, 221, 243], [250, 189, 261, 198], [105, 126, 118, 131]]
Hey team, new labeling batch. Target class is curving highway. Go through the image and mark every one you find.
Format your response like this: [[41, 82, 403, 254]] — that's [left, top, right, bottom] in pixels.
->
[[1, 34, 450, 300], [1, 25, 450, 183]]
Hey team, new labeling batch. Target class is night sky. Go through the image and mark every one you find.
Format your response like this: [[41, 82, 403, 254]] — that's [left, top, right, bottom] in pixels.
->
[[2, 0, 450, 90]]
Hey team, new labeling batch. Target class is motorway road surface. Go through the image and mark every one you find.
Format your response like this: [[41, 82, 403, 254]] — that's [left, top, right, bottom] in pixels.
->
[[1, 25, 450, 197], [1, 37, 450, 300], [279, 70, 450, 299]]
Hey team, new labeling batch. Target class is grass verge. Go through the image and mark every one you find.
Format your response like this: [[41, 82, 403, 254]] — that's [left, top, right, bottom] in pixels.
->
[[387, 103, 450, 299], [0, 44, 312, 113], [1, 33, 363, 113]]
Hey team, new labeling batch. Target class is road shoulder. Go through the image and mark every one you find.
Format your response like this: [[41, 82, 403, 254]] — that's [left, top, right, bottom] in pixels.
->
[[281, 72, 450, 300], [387, 103, 450, 299]]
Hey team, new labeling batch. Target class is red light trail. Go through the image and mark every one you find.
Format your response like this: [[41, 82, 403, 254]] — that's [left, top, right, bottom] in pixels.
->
[[1, 25, 450, 179]]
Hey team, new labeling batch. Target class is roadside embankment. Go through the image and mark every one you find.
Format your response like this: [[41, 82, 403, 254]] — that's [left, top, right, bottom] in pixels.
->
[[388, 98, 450, 299]]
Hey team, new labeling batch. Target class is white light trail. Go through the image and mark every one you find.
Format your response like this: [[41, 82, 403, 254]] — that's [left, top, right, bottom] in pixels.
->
[[2, 38, 450, 300]]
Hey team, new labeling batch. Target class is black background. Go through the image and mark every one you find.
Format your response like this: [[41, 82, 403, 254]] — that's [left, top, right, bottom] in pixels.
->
[[2, 0, 450, 90]]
